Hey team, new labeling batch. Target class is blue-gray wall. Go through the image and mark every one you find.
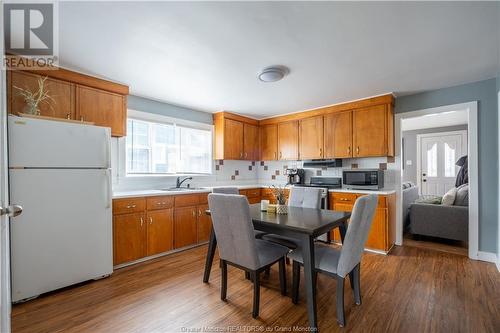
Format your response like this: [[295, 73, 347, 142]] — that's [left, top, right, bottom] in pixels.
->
[[128, 95, 213, 124], [395, 78, 498, 253]]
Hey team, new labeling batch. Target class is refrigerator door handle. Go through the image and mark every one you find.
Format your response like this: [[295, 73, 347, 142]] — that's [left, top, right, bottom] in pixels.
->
[[105, 169, 112, 209]]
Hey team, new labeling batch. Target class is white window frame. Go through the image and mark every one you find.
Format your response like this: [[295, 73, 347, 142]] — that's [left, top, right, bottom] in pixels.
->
[[118, 109, 214, 178]]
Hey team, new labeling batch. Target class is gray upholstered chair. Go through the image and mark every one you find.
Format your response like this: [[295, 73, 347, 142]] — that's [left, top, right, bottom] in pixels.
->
[[261, 187, 323, 249], [208, 193, 289, 318], [289, 194, 378, 327], [213, 187, 266, 239], [212, 187, 239, 195]]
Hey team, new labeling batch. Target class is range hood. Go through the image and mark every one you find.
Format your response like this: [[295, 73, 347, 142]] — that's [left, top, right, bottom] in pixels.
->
[[303, 159, 343, 168]]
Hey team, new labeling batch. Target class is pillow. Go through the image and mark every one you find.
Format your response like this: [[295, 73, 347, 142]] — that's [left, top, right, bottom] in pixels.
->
[[442, 187, 458, 206], [454, 184, 469, 206], [415, 195, 442, 205]]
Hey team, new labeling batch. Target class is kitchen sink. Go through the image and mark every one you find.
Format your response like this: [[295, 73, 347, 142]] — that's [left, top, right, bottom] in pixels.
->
[[161, 187, 207, 192]]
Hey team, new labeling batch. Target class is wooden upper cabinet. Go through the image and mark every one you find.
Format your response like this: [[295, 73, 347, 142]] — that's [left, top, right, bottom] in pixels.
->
[[223, 118, 244, 159], [299, 116, 324, 159], [278, 121, 299, 160], [76, 85, 127, 137], [260, 124, 278, 161], [243, 123, 259, 161], [8, 71, 75, 119], [146, 209, 174, 256], [113, 213, 146, 265], [353, 104, 388, 157], [324, 111, 353, 158]]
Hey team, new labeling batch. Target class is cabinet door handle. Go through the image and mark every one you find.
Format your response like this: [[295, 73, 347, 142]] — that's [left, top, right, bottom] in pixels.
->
[[274, 152, 277, 159], [348, 147, 351, 155], [80, 116, 84, 122], [66, 113, 71, 119], [356, 146, 360, 155], [140, 217, 144, 226], [244, 152, 247, 158], [192, 210, 196, 217], [319, 148, 322, 156], [198, 210, 202, 217], [126, 204, 136, 209], [279, 152, 282, 159], [149, 217, 153, 224]]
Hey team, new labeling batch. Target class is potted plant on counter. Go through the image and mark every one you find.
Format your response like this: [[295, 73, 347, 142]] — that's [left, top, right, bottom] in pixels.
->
[[271, 185, 288, 214]]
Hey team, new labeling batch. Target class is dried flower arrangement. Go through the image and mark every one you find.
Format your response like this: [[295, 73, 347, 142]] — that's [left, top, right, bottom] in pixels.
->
[[13, 76, 54, 115], [270, 185, 287, 205]]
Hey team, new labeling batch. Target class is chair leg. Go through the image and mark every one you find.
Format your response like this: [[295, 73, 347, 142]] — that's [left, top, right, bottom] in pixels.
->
[[252, 271, 260, 318], [286, 256, 291, 265], [353, 263, 361, 305], [279, 257, 287, 296], [221, 260, 228, 301], [336, 275, 345, 327], [348, 271, 355, 290], [292, 260, 300, 304]]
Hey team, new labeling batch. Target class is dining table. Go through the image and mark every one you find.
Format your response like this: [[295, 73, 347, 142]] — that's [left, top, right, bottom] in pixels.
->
[[202, 203, 351, 331]]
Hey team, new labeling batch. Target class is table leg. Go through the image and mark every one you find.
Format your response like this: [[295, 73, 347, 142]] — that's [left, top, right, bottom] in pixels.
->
[[339, 220, 348, 243], [301, 234, 318, 331], [203, 229, 217, 283]]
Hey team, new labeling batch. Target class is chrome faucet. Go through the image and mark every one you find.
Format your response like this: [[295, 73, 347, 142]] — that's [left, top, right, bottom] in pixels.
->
[[176, 176, 193, 188]]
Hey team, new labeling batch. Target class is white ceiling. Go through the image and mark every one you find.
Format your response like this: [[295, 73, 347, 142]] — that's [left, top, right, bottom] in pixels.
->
[[401, 110, 468, 131], [58, 2, 499, 118]]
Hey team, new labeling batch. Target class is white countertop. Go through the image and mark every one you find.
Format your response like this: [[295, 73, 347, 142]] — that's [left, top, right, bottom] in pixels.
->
[[328, 188, 396, 195], [113, 184, 272, 199]]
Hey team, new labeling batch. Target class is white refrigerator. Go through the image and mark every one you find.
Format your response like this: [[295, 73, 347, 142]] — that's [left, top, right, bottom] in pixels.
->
[[8, 115, 113, 302]]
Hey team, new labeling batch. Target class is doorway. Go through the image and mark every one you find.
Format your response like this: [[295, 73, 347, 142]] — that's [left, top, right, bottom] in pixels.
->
[[417, 130, 467, 196], [395, 102, 479, 260]]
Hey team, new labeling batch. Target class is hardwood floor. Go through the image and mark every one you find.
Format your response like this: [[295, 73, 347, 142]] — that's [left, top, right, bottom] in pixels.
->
[[12, 244, 500, 333], [404, 234, 468, 257]]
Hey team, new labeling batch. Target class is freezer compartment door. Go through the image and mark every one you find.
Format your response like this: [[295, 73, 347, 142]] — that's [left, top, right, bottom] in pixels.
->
[[8, 115, 110, 168], [10, 169, 113, 302]]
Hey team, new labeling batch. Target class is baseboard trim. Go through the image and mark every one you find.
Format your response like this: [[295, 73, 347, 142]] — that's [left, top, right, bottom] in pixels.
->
[[476, 251, 497, 264], [496, 260, 500, 273]]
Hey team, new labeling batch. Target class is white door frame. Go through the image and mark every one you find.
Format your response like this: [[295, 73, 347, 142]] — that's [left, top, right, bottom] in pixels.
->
[[416, 130, 468, 195], [395, 101, 479, 260], [0, 2, 12, 331]]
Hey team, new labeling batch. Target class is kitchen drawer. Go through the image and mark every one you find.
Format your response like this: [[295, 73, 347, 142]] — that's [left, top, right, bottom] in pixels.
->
[[331, 192, 357, 204], [198, 193, 209, 204], [246, 188, 261, 198], [174, 194, 200, 207], [113, 197, 146, 215], [248, 197, 261, 204], [353, 193, 387, 208], [146, 196, 174, 211], [239, 190, 247, 196]]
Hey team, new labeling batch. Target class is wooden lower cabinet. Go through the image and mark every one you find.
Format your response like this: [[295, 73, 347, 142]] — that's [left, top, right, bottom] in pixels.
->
[[197, 204, 212, 243], [146, 209, 174, 256], [174, 206, 198, 249], [329, 192, 395, 253], [113, 212, 146, 265]]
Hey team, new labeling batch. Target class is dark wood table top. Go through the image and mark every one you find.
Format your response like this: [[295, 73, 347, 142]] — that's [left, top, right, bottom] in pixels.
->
[[207, 204, 351, 237]]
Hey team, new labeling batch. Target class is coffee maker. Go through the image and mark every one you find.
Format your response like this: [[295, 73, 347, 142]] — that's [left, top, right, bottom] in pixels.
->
[[285, 168, 305, 185]]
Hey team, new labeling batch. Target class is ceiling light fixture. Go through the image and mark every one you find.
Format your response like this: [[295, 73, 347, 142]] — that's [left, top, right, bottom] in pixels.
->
[[258, 66, 289, 82]]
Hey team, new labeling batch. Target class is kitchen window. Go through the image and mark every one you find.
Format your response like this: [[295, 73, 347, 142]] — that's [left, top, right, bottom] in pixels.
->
[[126, 117, 212, 175]]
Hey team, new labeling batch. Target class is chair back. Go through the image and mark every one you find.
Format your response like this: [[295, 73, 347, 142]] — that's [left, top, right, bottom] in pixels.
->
[[208, 193, 260, 270], [336, 194, 378, 277], [288, 187, 322, 209], [213, 187, 239, 195]]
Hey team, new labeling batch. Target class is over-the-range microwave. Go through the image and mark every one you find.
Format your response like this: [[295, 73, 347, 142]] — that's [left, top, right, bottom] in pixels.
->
[[342, 169, 384, 190]]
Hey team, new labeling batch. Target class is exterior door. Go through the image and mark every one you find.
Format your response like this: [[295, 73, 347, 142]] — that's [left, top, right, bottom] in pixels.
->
[[419, 131, 467, 196]]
